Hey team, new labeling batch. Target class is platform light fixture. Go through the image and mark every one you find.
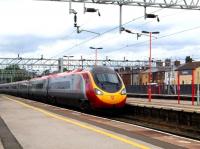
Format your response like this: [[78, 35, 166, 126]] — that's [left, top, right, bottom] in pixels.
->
[[90, 47, 103, 66], [141, 30, 160, 102], [84, 7, 101, 16], [144, 6, 160, 22], [145, 13, 160, 22], [83, 2, 100, 16]]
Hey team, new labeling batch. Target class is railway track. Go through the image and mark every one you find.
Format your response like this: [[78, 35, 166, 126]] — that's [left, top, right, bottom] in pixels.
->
[[98, 105, 200, 140]]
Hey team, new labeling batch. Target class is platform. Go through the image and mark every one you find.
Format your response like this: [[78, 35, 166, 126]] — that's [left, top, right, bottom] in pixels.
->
[[126, 97, 200, 113], [1, 94, 200, 149], [0, 140, 3, 149]]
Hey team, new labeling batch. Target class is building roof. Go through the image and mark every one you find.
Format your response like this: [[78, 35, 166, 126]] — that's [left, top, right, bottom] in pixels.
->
[[142, 66, 174, 73], [117, 69, 141, 74], [176, 61, 200, 71]]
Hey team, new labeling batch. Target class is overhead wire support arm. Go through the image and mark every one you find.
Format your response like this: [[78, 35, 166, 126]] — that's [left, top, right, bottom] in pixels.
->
[[121, 27, 142, 40], [76, 26, 100, 35]]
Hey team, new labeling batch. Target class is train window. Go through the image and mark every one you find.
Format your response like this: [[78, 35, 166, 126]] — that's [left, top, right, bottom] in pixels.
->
[[93, 72, 122, 93], [35, 83, 44, 89], [31, 81, 44, 89], [11, 86, 17, 89], [49, 76, 72, 90], [20, 84, 28, 89], [49, 81, 70, 89], [96, 73, 119, 84]]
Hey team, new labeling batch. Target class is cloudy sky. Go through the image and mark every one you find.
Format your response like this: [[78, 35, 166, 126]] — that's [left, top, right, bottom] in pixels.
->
[[1, 0, 200, 62]]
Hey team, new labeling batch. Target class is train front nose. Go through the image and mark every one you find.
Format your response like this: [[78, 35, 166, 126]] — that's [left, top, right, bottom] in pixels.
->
[[89, 66, 127, 108], [94, 88, 127, 108]]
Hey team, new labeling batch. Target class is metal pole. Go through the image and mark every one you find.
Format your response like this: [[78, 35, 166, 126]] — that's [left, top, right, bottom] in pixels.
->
[[119, 4, 122, 33], [177, 71, 180, 104], [68, 56, 70, 71], [192, 69, 195, 105], [148, 32, 152, 102], [81, 56, 83, 69], [197, 71, 200, 105], [168, 73, 170, 94], [69, 0, 71, 14], [95, 48, 97, 66], [1, 69, 2, 83]]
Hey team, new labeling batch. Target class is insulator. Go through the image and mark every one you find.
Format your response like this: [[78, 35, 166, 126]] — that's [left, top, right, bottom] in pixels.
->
[[157, 17, 160, 22], [74, 14, 77, 23], [125, 29, 132, 34]]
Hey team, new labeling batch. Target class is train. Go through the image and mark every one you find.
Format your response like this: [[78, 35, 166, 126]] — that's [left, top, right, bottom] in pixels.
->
[[0, 66, 127, 110]]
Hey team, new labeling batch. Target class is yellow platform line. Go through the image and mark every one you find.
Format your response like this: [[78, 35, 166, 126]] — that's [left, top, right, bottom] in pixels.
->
[[4, 96, 150, 149]]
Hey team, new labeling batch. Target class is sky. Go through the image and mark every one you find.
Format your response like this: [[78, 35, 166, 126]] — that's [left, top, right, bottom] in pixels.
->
[[0, 0, 200, 63]]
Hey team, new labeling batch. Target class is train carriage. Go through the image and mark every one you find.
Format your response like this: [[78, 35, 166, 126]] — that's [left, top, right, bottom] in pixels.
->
[[0, 66, 127, 110], [28, 76, 49, 100], [17, 80, 29, 98]]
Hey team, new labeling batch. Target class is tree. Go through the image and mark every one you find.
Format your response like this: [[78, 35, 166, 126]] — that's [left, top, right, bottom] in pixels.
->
[[2, 64, 30, 83], [63, 67, 68, 72], [5, 64, 20, 70], [185, 56, 192, 63]]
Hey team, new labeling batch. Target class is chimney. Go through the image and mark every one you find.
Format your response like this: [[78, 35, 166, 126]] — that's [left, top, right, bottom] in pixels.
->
[[174, 60, 180, 67]]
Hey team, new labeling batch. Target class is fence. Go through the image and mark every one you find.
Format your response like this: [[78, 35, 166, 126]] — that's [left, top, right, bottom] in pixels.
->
[[126, 84, 198, 95]]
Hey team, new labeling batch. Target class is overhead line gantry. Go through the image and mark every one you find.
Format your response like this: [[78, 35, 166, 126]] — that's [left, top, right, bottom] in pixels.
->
[[44, 0, 200, 10], [42, 0, 200, 33]]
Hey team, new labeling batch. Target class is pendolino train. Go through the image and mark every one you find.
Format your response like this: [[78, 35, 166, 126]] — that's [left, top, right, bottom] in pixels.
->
[[0, 66, 127, 110]]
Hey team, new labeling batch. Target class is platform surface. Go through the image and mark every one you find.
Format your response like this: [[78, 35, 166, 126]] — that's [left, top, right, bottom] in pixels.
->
[[127, 97, 200, 113], [0, 95, 162, 149], [1, 94, 200, 149], [0, 140, 3, 149]]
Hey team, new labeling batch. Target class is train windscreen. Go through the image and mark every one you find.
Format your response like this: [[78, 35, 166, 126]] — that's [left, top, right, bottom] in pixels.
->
[[94, 73, 122, 92], [91, 66, 122, 93]]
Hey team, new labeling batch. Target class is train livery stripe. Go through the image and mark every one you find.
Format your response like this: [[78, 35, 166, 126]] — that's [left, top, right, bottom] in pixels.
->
[[4, 96, 150, 149]]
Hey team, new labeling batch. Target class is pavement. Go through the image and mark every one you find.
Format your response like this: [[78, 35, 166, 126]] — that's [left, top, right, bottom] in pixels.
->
[[0, 95, 162, 149], [127, 97, 200, 113], [1, 94, 200, 149], [0, 139, 3, 149]]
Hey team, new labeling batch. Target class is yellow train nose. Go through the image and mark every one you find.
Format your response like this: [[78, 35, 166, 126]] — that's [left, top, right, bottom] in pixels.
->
[[96, 93, 126, 105]]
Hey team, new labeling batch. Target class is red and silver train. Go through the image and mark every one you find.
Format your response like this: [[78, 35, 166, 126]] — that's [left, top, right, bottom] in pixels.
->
[[0, 66, 127, 110]]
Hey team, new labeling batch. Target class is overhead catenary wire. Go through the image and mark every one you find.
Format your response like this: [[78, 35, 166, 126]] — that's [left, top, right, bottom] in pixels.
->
[[48, 0, 189, 59], [92, 9, 185, 50], [49, 7, 164, 59], [114, 25, 200, 52]]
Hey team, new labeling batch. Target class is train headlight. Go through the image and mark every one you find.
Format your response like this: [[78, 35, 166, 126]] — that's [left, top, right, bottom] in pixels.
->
[[95, 88, 103, 95], [121, 88, 126, 95]]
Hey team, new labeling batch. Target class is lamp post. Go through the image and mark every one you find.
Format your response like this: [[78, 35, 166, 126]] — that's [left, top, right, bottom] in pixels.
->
[[142, 31, 159, 102], [89, 47, 103, 66], [63, 56, 74, 71], [197, 71, 200, 105]]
